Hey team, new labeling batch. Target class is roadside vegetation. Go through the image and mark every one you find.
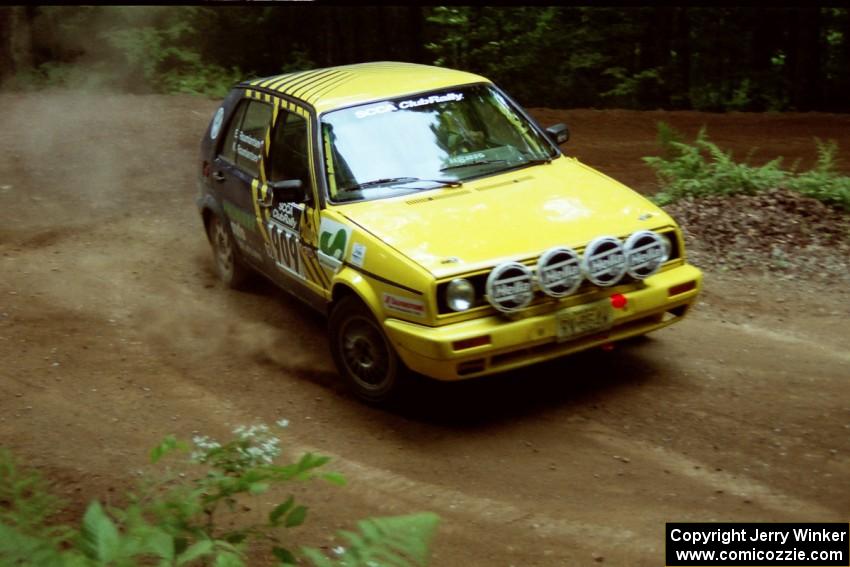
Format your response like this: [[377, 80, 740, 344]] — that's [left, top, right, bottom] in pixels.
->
[[646, 123, 850, 211], [646, 123, 850, 281], [0, 422, 438, 567], [3, 6, 850, 112]]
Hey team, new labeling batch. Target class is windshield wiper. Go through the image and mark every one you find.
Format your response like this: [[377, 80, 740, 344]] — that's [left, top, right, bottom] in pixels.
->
[[521, 155, 555, 166], [440, 159, 507, 172], [340, 176, 462, 192]]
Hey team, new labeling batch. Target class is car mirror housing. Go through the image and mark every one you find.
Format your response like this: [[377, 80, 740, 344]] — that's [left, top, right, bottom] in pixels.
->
[[546, 123, 570, 145], [267, 179, 304, 203]]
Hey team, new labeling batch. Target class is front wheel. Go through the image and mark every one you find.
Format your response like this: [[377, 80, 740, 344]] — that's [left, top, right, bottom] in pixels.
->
[[208, 215, 250, 289], [329, 295, 407, 404]]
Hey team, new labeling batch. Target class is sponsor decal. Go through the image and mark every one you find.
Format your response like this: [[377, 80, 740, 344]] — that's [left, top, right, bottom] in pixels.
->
[[355, 102, 398, 119], [493, 279, 532, 300], [234, 129, 263, 163], [231, 229, 263, 263], [581, 236, 628, 287], [536, 247, 583, 297], [350, 243, 366, 268], [486, 262, 534, 313], [270, 202, 302, 232], [382, 293, 425, 318], [624, 230, 668, 279], [210, 107, 224, 140], [398, 92, 463, 109], [237, 130, 263, 149], [267, 221, 303, 278], [229, 221, 247, 243], [317, 218, 351, 269], [446, 151, 486, 166], [223, 200, 257, 232]]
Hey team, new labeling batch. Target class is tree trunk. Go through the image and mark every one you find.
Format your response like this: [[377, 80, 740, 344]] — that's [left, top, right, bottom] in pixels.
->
[[790, 6, 821, 110], [671, 7, 691, 108]]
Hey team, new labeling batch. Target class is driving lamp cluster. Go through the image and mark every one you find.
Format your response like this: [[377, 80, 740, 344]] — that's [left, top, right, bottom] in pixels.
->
[[445, 230, 669, 314]]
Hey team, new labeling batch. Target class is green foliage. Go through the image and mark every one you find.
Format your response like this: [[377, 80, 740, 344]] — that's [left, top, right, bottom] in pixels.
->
[[788, 139, 850, 210], [302, 513, 440, 567], [645, 123, 850, 211], [100, 8, 242, 96], [601, 67, 664, 105], [10, 6, 242, 96], [7, 6, 850, 110], [0, 423, 439, 566], [425, 7, 570, 104]]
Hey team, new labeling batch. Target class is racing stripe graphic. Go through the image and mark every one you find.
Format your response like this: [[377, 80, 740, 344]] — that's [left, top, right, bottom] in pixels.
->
[[266, 71, 302, 92], [268, 69, 321, 93], [304, 73, 355, 105], [286, 70, 344, 98], [298, 248, 321, 286], [304, 249, 329, 289], [276, 68, 332, 96]]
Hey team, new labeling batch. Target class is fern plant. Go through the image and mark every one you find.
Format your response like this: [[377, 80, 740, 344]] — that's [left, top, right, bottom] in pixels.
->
[[645, 122, 850, 211]]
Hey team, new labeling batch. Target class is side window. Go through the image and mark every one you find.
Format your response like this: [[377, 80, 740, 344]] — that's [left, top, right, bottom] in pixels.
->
[[218, 99, 273, 177], [269, 111, 312, 191], [219, 102, 247, 164]]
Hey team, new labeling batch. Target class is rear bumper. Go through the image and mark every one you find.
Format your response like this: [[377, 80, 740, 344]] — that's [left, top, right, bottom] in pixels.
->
[[383, 263, 702, 380]]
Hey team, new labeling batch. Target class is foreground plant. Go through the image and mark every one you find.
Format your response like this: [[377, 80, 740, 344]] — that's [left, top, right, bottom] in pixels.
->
[[0, 422, 439, 566]]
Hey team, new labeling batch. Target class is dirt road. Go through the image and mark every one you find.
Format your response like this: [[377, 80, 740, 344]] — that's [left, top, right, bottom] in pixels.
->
[[1, 92, 848, 566]]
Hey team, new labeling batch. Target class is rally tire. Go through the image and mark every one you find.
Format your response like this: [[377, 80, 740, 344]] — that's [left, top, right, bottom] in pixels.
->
[[208, 215, 251, 289], [329, 295, 407, 404]]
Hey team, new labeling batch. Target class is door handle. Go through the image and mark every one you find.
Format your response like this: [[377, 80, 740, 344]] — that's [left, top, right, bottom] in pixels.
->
[[257, 189, 274, 208], [212, 171, 226, 182]]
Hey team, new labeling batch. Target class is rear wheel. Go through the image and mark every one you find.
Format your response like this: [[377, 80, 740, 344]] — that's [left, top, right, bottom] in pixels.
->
[[329, 295, 406, 404], [208, 215, 250, 289]]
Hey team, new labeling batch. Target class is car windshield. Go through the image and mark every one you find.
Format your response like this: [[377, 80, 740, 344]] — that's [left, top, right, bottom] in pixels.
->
[[321, 84, 558, 203]]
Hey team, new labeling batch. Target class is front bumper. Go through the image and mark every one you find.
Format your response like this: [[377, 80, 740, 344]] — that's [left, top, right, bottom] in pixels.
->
[[383, 263, 702, 380]]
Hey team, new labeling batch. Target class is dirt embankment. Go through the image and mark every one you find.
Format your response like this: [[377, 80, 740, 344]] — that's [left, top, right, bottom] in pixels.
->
[[1, 92, 848, 566]]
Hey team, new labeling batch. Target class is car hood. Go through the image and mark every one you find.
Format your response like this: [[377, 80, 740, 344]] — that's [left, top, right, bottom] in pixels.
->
[[337, 158, 674, 278]]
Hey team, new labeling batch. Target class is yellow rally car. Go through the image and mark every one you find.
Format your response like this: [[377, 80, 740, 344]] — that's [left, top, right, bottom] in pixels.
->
[[197, 62, 702, 403]]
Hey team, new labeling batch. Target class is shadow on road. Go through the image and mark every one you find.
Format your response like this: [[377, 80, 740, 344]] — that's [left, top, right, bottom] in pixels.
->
[[204, 256, 662, 429], [390, 340, 659, 427]]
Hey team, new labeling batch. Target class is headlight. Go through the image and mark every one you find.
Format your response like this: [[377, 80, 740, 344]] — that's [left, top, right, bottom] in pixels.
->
[[446, 278, 475, 311]]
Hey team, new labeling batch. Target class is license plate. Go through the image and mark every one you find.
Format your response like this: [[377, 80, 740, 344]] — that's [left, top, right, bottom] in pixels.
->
[[556, 302, 613, 341]]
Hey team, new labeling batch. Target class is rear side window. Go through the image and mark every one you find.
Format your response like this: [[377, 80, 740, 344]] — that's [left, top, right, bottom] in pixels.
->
[[218, 99, 273, 177], [269, 111, 312, 191]]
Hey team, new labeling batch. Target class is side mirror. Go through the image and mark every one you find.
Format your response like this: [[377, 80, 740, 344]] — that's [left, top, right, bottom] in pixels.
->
[[546, 123, 570, 145], [260, 179, 303, 207]]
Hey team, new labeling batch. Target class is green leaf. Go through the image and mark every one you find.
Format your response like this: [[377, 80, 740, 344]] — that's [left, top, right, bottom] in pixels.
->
[[285, 505, 308, 528], [272, 546, 297, 564], [248, 481, 269, 495], [215, 551, 246, 567], [300, 547, 335, 567], [79, 501, 120, 562], [224, 532, 247, 544], [269, 496, 295, 525], [177, 539, 214, 565], [129, 525, 174, 560], [321, 472, 347, 487], [150, 435, 185, 463]]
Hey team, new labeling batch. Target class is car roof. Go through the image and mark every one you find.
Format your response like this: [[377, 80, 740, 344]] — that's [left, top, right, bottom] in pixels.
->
[[242, 61, 489, 114]]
